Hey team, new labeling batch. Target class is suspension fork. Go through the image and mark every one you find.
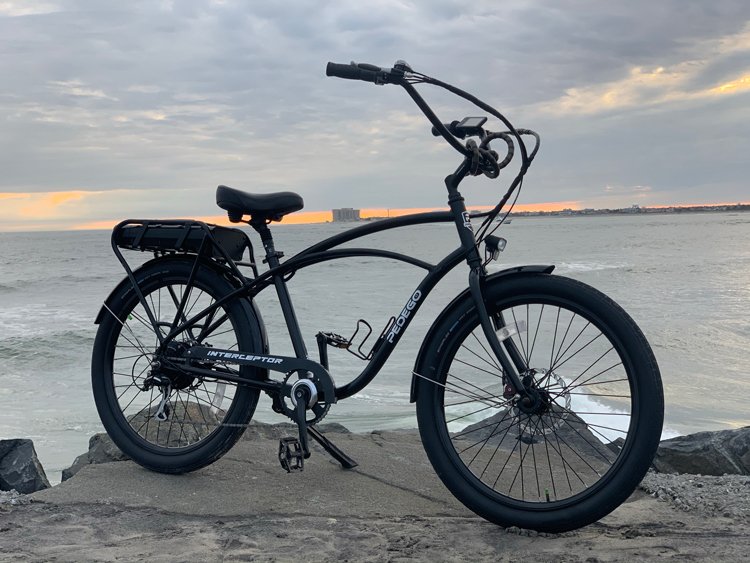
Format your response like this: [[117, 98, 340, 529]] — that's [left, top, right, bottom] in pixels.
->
[[467, 270, 526, 394], [447, 163, 527, 396]]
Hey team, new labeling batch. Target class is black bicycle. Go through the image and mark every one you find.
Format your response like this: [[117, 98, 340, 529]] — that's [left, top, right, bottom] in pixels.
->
[[91, 60, 663, 533]]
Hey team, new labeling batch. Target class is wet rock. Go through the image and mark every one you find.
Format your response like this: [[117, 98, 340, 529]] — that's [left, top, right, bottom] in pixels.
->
[[62, 433, 129, 481], [653, 426, 750, 476], [0, 439, 50, 494]]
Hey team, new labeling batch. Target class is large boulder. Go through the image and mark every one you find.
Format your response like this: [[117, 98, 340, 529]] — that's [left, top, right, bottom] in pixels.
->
[[62, 433, 129, 481], [653, 426, 750, 475], [0, 439, 50, 494]]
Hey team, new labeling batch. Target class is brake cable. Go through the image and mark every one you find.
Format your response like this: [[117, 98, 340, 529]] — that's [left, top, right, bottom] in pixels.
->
[[398, 70, 535, 243]]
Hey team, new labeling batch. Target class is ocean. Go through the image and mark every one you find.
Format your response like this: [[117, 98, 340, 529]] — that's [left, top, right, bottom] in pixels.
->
[[1, 211, 749, 482]]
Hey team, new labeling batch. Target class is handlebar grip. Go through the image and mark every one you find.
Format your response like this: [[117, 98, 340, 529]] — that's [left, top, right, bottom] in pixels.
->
[[326, 62, 363, 80]]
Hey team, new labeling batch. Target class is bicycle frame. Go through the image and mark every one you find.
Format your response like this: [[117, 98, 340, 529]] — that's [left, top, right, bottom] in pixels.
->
[[105, 158, 527, 403]]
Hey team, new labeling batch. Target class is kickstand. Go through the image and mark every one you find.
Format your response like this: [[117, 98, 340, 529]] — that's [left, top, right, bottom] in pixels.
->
[[308, 426, 358, 469]]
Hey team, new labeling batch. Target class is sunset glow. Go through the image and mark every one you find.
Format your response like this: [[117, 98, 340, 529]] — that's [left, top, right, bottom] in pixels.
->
[[2, 190, 747, 233], [67, 201, 585, 231]]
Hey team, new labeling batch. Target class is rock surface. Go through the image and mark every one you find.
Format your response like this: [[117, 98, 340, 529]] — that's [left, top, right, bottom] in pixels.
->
[[61, 420, 352, 480], [62, 432, 131, 481], [653, 426, 750, 475], [0, 428, 748, 562], [0, 439, 51, 494]]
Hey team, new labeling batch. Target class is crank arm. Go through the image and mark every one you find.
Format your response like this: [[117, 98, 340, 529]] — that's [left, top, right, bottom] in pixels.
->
[[294, 393, 311, 458]]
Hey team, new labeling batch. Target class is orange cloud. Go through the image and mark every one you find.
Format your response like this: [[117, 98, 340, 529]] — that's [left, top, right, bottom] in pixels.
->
[[16, 190, 93, 219], [710, 74, 750, 95], [70, 219, 120, 231]]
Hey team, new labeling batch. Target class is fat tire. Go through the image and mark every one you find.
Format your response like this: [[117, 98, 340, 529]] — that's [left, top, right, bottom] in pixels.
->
[[92, 257, 264, 474], [415, 273, 663, 532]]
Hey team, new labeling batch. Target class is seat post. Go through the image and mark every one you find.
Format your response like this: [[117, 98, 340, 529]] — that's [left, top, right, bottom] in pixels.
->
[[253, 221, 283, 268], [252, 221, 309, 359]]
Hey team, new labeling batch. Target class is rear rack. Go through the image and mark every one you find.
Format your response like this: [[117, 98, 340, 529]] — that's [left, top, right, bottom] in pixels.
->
[[113, 219, 254, 262], [112, 219, 258, 283]]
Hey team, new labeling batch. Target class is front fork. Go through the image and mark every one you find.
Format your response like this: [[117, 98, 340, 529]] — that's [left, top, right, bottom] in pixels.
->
[[468, 269, 527, 395], [446, 163, 527, 396]]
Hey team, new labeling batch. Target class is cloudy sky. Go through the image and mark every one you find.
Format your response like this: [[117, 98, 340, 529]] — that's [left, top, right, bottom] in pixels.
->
[[1, 0, 749, 231]]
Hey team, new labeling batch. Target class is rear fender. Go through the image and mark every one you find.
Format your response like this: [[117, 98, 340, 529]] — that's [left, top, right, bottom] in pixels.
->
[[94, 254, 268, 353], [409, 264, 554, 403]]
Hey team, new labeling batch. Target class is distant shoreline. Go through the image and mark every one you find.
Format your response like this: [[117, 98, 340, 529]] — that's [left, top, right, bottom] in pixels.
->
[[325, 204, 750, 224], [503, 203, 750, 218]]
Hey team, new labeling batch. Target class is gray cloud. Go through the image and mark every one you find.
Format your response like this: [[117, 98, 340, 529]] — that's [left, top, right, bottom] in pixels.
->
[[1, 0, 749, 229]]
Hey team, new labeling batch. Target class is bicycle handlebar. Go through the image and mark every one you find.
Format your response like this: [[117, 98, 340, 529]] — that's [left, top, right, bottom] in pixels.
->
[[326, 62, 393, 85]]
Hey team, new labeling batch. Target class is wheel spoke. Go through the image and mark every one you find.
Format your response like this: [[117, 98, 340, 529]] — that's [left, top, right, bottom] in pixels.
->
[[528, 304, 544, 364], [461, 339, 502, 373], [445, 403, 496, 424], [469, 331, 502, 371], [413, 371, 505, 410], [451, 357, 504, 379], [550, 321, 592, 372]]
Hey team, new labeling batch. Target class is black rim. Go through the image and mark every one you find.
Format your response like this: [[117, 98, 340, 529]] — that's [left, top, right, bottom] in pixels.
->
[[434, 295, 638, 509]]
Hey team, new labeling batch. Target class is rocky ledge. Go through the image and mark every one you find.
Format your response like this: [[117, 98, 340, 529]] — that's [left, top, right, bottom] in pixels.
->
[[0, 424, 748, 562], [52, 423, 750, 483]]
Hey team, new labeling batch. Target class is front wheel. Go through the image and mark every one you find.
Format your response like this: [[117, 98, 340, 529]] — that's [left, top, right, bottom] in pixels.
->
[[415, 274, 663, 532]]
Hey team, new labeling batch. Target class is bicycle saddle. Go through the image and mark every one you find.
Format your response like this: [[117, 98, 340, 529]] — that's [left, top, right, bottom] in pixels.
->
[[216, 185, 304, 222]]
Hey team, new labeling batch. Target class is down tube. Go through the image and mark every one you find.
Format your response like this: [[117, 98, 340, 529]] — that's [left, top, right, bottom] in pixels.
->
[[335, 246, 466, 400]]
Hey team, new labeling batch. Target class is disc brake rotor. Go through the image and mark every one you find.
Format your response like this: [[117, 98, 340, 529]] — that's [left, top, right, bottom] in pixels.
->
[[513, 369, 570, 439]]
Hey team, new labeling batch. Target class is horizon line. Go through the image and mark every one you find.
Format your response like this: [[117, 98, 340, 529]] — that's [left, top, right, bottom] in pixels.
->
[[67, 200, 750, 232], [0, 200, 744, 234]]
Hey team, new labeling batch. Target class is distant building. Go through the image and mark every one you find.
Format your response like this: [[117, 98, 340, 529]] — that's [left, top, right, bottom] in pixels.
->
[[332, 208, 360, 222]]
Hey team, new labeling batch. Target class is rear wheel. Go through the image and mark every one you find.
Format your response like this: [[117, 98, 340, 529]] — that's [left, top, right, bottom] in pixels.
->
[[92, 257, 265, 473], [416, 274, 663, 532]]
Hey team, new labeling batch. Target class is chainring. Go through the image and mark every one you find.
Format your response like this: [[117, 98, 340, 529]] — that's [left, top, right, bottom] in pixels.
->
[[280, 370, 334, 425]]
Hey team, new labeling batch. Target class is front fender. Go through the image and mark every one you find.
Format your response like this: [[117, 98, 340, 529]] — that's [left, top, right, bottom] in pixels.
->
[[409, 264, 554, 403]]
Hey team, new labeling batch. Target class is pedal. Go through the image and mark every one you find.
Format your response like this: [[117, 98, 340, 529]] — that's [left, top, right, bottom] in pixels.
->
[[316, 331, 350, 349], [278, 437, 305, 472]]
